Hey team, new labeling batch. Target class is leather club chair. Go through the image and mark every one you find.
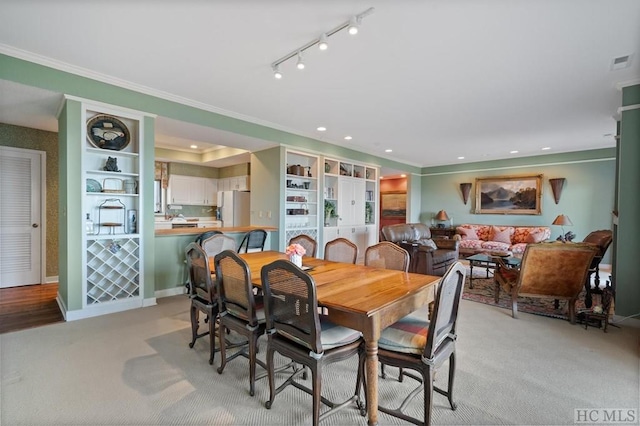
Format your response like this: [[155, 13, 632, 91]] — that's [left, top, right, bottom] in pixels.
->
[[381, 223, 459, 276]]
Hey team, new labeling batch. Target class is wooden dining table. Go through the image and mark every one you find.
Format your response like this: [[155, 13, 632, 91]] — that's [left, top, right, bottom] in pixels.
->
[[210, 250, 440, 425]]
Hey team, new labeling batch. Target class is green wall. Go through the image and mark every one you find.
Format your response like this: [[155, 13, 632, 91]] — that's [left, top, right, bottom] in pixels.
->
[[0, 123, 59, 277], [250, 147, 282, 249], [615, 84, 640, 317], [420, 149, 616, 263]]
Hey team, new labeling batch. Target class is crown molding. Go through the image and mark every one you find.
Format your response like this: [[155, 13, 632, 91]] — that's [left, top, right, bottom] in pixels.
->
[[0, 44, 338, 146]]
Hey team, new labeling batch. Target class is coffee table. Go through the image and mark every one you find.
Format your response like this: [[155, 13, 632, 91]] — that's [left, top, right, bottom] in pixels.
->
[[467, 253, 521, 288]]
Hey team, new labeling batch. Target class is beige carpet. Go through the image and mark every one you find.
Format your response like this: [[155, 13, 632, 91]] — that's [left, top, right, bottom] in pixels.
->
[[1, 293, 638, 425]]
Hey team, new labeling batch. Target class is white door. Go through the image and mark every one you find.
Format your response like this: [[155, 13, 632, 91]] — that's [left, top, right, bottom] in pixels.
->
[[0, 147, 43, 287]]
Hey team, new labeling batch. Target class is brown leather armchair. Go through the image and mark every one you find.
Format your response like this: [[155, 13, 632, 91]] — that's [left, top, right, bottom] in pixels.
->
[[582, 230, 613, 308], [494, 242, 598, 323], [381, 223, 459, 276]]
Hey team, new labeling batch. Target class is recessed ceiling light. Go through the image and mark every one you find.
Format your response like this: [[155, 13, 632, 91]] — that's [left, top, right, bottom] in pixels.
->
[[190, 145, 198, 149], [385, 149, 392, 153], [317, 126, 326, 132], [344, 136, 352, 140], [400, 174, 406, 178], [541, 147, 551, 151], [510, 150, 519, 154], [457, 156, 465, 160]]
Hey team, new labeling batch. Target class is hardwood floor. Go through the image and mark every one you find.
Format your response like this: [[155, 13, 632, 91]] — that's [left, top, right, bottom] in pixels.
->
[[0, 283, 63, 334]]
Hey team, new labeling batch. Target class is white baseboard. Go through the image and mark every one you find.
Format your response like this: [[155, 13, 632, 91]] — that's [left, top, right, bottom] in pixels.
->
[[46, 275, 59, 284], [155, 286, 187, 299], [58, 296, 154, 322]]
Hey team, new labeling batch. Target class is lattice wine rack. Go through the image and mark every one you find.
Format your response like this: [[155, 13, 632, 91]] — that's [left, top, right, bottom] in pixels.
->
[[86, 238, 140, 304]]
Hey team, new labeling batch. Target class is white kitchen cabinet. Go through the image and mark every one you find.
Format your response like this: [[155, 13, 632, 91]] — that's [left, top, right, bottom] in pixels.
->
[[337, 178, 365, 227], [197, 220, 221, 228], [168, 175, 217, 206], [218, 175, 249, 192], [322, 157, 378, 260]]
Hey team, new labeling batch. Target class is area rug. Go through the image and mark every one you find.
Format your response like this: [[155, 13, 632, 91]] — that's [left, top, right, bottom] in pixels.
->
[[462, 270, 590, 321]]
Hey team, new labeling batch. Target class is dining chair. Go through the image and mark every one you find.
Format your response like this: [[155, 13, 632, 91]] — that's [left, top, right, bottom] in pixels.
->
[[364, 241, 411, 379], [371, 262, 467, 426], [195, 230, 223, 246], [288, 234, 317, 258], [324, 237, 358, 264], [214, 250, 268, 396], [238, 229, 268, 253], [260, 259, 366, 425], [201, 234, 237, 259], [364, 241, 410, 272], [184, 242, 220, 365]]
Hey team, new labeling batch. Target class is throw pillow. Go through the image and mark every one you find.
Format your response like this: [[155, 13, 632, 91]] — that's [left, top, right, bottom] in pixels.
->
[[526, 230, 546, 243], [456, 227, 478, 240], [491, 226, 513, 244]]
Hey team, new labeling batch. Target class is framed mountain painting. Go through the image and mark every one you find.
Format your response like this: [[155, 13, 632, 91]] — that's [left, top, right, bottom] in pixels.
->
[[474, 174, 542, 215]]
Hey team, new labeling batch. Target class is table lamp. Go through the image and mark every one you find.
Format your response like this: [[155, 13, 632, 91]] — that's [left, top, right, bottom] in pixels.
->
[[552, 214, 573, 242], [435, 210, 450, 228]]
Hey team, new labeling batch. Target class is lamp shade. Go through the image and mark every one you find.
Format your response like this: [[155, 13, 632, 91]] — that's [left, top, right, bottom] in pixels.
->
[[435, 210, 450, 221], [552, 214, 573, 226]]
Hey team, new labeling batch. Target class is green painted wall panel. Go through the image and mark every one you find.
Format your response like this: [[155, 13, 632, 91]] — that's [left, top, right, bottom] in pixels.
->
[[250, 147, 282, 250], [142, 116, 156, 299], [615, 88, 640, 317], [421, 156, 616, 263], [621, 84, 640, 106]]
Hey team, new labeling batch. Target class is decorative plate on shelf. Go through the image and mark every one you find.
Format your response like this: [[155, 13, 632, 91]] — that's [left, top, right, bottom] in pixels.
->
[[86, 114, 131, 151], [86, 178, 102, 193]]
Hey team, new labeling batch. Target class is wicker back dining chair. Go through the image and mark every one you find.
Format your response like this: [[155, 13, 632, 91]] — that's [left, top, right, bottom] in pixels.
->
[[260, 260, 365, 425], [201, 234, 237, 258], [288, 234, 318, 258], [365, 241, 410, 272], [194, 230, 223, 246], [324, 237, 358, 264], [214, 250, 268, 396], [373, 262, 467, 426], [184, 242, 220, 365]]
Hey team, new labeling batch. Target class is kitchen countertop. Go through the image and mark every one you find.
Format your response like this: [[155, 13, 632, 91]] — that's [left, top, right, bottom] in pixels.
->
[[155, 225, 277, 236]]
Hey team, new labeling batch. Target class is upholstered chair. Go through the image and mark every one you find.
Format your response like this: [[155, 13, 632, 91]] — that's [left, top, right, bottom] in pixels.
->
[[582, 230, 613, 308], [494, 242, 598, 323]]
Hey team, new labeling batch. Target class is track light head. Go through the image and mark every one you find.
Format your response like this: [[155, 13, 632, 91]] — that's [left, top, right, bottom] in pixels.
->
[[272, 65, 282, 79], [348, 17, 360, 35], [318, 33, 328, 51], [296, 51, 305, 70]]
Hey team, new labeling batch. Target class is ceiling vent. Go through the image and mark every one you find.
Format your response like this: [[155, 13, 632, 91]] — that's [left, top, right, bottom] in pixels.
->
[[611, 54, 633, 71]]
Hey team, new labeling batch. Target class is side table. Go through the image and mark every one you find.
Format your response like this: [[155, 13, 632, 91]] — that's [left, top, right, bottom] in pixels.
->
[[429, 227, 456, 239]]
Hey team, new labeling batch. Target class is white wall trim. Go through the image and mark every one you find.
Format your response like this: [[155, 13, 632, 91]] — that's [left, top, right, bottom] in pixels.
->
[[618, 104, 640, 113], [61, 298, 145, 321], [45, 275, 59, 284], [142, 297, 157, 307], [0, 44, 330, 148], [155, 287, 187, 299], [420, 156, 616, 177], [616, 78, 640, 90]]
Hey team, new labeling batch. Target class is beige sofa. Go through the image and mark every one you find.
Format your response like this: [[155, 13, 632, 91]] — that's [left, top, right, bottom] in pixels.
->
[[454, 224, 551, 257]]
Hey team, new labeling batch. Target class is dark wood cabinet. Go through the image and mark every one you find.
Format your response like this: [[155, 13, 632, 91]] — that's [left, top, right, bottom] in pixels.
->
[[429, 227, 456, 239]]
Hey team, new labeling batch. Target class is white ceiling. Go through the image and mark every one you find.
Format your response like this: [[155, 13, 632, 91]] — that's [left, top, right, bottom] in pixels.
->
[[1, 1, 639, 171]]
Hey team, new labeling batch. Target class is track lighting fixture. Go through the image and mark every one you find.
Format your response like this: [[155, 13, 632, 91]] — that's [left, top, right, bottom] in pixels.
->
[[270, 7, 374, 79], [348, 17, 360, 35], [272, 65, 282, 79], [296, 51, 305, 70], [318, 33, 328, 51]]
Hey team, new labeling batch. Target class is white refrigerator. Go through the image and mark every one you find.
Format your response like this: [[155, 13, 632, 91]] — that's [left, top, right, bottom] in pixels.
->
[[217, 191, 250, 227]]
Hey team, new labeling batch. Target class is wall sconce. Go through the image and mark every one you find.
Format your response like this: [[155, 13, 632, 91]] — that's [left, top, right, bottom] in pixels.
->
[[549, 178, 566, 204], [460, 183, 472, 205]]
